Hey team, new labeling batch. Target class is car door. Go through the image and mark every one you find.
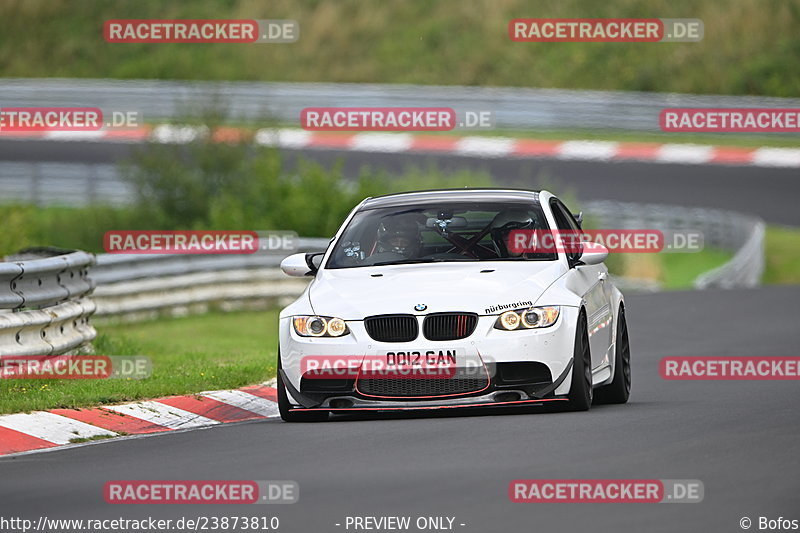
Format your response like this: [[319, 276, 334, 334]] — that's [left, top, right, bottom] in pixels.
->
[[550, 199, 613, 372]]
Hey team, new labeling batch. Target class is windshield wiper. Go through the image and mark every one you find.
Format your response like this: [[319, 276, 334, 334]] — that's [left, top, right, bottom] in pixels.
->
[[480, 256, 552, 261], [372, 257, 471, 266]]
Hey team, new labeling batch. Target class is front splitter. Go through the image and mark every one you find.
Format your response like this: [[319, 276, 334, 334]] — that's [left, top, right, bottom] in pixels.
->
[[293, 396, 569, 412]]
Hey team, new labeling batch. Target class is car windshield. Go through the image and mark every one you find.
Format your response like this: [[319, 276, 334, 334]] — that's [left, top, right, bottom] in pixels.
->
[[326, 200, 556, 269]]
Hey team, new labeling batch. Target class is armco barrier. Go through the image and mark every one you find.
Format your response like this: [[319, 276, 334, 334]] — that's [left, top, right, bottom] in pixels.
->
[[3, 78, 800, 131], [0, 250, 97, 356], [89, 238, 328, 320], [3, 250, 95, 309], [89, 202, 764, 321], [0, 202, 764, 355], [0, 263, 24, 309], [582, 201, 765, 289], [694, 220, 765, 289]]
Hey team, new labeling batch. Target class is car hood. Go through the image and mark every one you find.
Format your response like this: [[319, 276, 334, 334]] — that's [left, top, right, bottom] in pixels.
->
[[308, 261, 566, 319]]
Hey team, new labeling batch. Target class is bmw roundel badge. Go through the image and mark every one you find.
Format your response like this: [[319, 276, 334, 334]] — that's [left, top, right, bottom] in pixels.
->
[[414, 303, 427, 311]]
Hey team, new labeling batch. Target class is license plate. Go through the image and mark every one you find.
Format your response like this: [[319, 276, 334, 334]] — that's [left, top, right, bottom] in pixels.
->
[[385, 350, 458, 369], [358, 350, 466, 379]]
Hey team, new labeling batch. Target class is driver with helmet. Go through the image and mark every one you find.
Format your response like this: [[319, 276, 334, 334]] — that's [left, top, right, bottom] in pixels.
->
[[488, 209, 538, 257], [375, 218, 422, 258]]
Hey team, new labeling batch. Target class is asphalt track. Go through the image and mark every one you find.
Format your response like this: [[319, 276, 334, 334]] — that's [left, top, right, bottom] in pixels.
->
[[2, 286, 799, 532], [1, 139, 799, 225]]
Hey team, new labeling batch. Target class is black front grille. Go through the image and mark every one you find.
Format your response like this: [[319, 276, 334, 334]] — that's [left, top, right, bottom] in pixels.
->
[[423, 313, 478, 341], [364, 314, 418, 342], [357, 369, 490, 398]]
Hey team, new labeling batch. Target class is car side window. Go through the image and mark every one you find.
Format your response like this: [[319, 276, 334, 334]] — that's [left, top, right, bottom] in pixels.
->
[[549, 199, 583, 264], [556, 200, 582, 231]]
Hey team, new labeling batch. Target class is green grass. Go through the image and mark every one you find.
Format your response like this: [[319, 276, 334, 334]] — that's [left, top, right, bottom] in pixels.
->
[[604, 248, 734, 289], [1, 225, 797, 414], [764, 226, 800, 284], [467, 128, 800, 149], [0, 163, 494, 256], [0, 310, 279, 414], [0, 204, 158, 256], [1, 0, 799, 96], [660, 249, 734, 289], [605, 225, 800, 288], [0, 249, 731, 415], [69, 434, 117, 444], [197, 122, 800, 149]]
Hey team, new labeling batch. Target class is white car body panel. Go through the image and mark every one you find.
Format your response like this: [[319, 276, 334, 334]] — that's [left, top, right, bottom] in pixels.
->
[[278, 189, 625, 412], [306, 261, 566, 320]]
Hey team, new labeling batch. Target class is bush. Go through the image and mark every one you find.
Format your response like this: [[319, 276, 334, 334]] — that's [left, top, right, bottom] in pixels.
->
[[121, 126, 492, 237]]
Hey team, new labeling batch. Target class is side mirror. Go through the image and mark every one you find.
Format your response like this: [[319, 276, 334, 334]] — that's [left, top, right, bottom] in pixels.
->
[[577, 242, 608, 266], [281, 252, 323, 277], [574, 211, 583, 228]]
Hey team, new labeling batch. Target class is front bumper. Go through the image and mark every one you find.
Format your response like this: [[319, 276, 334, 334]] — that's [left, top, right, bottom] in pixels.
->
[[279, 307, 580, 410], [279, 358, 573, 411]]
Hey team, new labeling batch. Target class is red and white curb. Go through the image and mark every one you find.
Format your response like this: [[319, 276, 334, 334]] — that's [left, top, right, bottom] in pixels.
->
[[0, 381, 278, 457], [1, 125, 798, 168]]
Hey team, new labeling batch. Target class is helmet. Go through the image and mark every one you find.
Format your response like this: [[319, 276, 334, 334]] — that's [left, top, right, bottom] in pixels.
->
[[489, 209, 537, 257], [376, 219, 421, 257]]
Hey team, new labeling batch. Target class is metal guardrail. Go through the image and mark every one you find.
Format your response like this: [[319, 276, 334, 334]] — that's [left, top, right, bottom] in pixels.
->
[[0, 300, 97, 357], [1, 250, 95, 310], [694, 220, 765, 289], [91, 238, 326, 284], [0, 250, 97, 356], [0, 202, 764, 354], [583, 201, 765, 289], [0, 162, 130, 207], [4, 78, 800, 131], [90, 202, 765, 320], [90, 238, 327, 320]]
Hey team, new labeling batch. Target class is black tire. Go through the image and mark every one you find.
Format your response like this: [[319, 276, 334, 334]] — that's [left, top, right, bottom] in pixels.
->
[[594, 307, 631, 405], [277, 352, 329, 422], [567, 312, 593, 411]]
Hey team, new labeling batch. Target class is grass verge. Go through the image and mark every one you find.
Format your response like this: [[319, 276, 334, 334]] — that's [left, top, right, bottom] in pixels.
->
[[466, 128, 800, 149], [659, 250, 735, 289], [1, 0, 798, 97], [0, 310, 279, 415], [222, 122, 800, 149], [1, 227, 798, 414], [605, 248, 733, 289], [764, 226, 800, 284]]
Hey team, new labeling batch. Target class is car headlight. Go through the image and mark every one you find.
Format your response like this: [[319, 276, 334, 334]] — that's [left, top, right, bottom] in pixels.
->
[[494, 306, 559, 330], [293, 316, 350, 337]]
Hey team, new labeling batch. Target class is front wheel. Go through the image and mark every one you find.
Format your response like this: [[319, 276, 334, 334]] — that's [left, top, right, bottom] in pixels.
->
[[566, 313, 593, 411], [593, 307, 631, 405], [277, 352, 329, 422]]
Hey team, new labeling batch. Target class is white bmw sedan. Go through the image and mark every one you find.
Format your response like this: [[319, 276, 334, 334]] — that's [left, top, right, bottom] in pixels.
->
[[277, 189, 630, 421]]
